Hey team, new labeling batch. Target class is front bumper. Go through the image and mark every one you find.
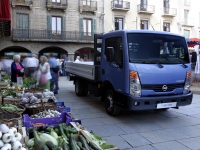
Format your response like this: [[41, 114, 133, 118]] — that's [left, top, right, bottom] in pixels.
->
[[116, 92, 193, 110]]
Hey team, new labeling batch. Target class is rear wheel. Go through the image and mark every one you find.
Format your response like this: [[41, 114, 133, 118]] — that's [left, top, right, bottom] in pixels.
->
[[75, 79, 88, 96], [104, 89, 121, 116]]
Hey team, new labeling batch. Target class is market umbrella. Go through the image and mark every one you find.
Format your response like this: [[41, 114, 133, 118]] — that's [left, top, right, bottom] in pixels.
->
[[186, 38, 200, 47]]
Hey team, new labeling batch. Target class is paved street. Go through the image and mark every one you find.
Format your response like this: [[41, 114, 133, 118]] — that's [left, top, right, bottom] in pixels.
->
[[57, 77, 200, 150]]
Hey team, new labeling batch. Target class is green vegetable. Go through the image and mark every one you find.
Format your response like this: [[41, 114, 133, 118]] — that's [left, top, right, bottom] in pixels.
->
[[46, 141, 58, 150], [50, 128, 59, 139], [100, 143, 115, 149], [58, 124, 68, 141], [77, 142, 82, 148], [62, 141, 70, 150], [79, 135, 90, 150], [33, 130, 49, 150], [39, 133, 58, 146], [69, 134, 78, 150], [83, 131, 106, 146], [90, 142, 101, 150], [25, 138, 34, 148]]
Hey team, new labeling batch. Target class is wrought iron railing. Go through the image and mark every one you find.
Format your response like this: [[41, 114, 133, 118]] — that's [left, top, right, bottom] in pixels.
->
[[111, 1, 130, 10], [79, 0, 97, 12], [46, 0, 68, 7], [12, 0, 33, 6], [137, 4, 155, 13], [182, 18, 194, 26], [12, 29, 95, 42], [163, 7, 177, 16]]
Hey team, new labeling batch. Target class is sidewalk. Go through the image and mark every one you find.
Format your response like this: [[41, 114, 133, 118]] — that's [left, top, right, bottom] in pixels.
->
[[191, 82, 200, 94]]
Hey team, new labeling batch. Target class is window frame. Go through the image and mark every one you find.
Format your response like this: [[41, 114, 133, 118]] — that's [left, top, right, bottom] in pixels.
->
[[183, 29, 190, 38], [51, 16, 62, 35], [163, 22, 170, 32], [140, 20, 148, 30], [83, 18, 92, 36], [114, 17, 124, 30], [83, 0, 91, 6]]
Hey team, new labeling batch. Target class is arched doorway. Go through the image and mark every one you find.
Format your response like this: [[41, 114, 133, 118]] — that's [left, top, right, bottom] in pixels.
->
[[75, 47, 93, 61], [0, 46, 31, 59], [39, 46, 68, 59]]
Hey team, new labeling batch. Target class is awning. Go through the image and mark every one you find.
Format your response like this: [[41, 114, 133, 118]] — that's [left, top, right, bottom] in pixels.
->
[[0, 0, 11, 21], [185, 38, 200, 47]]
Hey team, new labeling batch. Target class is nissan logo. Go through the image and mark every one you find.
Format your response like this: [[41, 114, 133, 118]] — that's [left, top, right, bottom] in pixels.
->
[[162, 85, 168, 91]]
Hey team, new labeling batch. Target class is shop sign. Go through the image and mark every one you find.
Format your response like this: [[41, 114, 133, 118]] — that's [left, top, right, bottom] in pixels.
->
[[4, 52, 32, 56], [43, 53, 58, 56]]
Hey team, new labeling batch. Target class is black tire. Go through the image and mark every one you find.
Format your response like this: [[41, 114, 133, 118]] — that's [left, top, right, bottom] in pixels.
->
[[104, 89, 121, 116], [157, 108, 169, 111], [83, 85, 88, 96], [75, 79, 84, 96]]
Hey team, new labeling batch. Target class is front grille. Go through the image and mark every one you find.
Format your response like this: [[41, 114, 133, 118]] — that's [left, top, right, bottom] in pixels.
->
[[142, 84, 184, 92]]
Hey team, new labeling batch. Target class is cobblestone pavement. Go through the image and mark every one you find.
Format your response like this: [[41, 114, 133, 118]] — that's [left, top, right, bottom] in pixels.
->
[[57, 77, 200, 150]]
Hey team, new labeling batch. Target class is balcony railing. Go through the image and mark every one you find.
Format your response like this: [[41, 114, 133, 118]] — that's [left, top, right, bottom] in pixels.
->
[[12, 0, 33, 9], [12, 29, 95, 42], [111, 1, 130, 11], [46, 0, 68, 11], [182, 18, 194, 27], [137, 4, 155, 14], [162, 7, 177, 17], [79, 0, 97, 13]]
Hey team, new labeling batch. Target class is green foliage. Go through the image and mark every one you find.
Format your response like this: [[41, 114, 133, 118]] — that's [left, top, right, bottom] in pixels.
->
[[23, 77, 36, 89]]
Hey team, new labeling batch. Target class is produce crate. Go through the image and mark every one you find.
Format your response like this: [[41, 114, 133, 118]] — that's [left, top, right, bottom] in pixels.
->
[[23, 112, 72, 128], [56, 101, 71, 113]]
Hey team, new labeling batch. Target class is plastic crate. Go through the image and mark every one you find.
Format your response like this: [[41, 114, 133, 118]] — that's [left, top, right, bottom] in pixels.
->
[[23, 112, 72, 128], [56, 102, 70, 113]]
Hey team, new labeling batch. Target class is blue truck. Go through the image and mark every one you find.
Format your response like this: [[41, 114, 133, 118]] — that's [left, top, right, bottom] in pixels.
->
[[65, 30, 193, 116]]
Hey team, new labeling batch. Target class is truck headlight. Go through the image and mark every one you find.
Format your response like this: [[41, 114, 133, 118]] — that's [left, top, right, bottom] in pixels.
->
[[130, 71, 141, 97], [183, 71, 191, 94]]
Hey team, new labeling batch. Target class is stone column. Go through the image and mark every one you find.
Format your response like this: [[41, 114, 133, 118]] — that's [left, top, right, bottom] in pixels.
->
[[68, 53, 75, 61]]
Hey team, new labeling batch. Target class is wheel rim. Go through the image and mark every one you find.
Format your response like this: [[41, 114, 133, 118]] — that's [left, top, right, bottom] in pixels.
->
[[106, 94, 113, 112], [75, 81, 79, 93]]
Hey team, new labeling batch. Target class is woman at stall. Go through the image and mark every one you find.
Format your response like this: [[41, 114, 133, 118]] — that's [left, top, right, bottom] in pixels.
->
[[38, 56, 52, 90], [11, 55, 24, 86]]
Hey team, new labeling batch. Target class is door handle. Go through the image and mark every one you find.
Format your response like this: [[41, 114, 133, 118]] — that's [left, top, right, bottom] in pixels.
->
[[102, 69, 105, 75]]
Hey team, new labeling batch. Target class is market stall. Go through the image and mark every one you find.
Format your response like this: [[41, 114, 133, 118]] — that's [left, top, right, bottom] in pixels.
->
[[0, 74, 119, 150]]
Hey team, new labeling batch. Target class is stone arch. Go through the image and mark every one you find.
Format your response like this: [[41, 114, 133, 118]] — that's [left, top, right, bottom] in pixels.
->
[[39, 46, 68, 59], [75, 47, 94, 61], [0, 46, 32, 58]]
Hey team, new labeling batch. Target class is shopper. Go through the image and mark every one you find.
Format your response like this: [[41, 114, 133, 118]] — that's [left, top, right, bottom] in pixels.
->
[[22, 54, 39, 77], [1, 57, 13, 75], [75, 56, 80, 62], [48, 53, 59, 94], [11, 55, 24, 86], [38, 56, 52, 90]]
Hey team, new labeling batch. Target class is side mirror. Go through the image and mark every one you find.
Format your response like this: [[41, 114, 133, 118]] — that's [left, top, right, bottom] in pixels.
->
[[106, 47, 114, 62]]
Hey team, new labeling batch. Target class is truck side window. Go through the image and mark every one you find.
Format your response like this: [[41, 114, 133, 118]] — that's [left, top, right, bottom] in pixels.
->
[[105, 37, 123, 67]]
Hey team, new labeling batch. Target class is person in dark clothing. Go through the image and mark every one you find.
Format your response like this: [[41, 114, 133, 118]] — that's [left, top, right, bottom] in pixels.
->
[[11, 55, 24, 86], [191, 51, 197, 70]]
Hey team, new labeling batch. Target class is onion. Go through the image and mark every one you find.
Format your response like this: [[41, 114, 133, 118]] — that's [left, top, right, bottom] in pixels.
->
[[2, 133, 11, 143], [1, 147, 11, 150], [3, 144, 11, 150], [0, 140, 3, 148], [12, 141, 22, 150], [15, 133, 22, 141], [8, 129, 15, 137], [0, 131, 2, 138], [0, 124, 9, 134], [10, 128, 17, 134]]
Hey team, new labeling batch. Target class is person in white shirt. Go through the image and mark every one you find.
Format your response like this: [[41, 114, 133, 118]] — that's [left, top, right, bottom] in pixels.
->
[[75, 56, 80, 62], [1, 57, 13, 75], [22, 54, 39, 77]]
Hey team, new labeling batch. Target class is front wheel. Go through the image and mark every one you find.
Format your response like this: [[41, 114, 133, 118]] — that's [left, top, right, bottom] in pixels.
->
[[104, 89, 121, 116]]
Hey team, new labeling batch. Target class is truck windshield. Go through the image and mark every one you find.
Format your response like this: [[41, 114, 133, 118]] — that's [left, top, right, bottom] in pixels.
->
[[127, 33, 190, 64]]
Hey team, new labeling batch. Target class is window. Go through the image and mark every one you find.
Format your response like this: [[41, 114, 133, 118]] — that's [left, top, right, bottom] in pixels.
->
[[184, 30, 190, 38], [140, 0, 147, 11], [184, 10, 189, 18], [105, 37, 123, 67], [184, 0, 190, 6], [83, 18, 92, 36], [127, 33, 189, 64], [52, 0, 60, 2], [16, 14, 29, 29], [140, 20, 148, 30], [163, 0, 169, 14], [115, 17, 123, 30], [83, 0, 91, 6], [52, 17, 61, 34], [114, 0, 123, 8], [163, 22, 170, 32]]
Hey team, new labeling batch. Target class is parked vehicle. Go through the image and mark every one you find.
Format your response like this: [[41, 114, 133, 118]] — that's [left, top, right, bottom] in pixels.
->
[[66, 30, 193, 116]]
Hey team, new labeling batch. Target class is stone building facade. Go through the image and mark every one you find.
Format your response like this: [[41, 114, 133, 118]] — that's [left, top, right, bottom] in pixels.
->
[[0, 0, 104, 60]]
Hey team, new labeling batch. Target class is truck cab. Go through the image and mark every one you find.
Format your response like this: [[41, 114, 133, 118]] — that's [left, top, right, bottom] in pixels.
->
[[66, 30, 193, 116]]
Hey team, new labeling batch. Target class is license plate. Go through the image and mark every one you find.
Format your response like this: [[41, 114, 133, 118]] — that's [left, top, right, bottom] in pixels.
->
[[157, 102, 177, 109]]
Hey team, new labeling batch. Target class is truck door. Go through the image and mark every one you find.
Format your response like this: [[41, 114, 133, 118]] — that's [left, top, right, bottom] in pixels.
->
[[101, 36, 124, 93]]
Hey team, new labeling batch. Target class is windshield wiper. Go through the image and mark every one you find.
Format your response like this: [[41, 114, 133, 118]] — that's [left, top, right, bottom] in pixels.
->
[[176, 60, 188, 68], [142, 60, 164, 68]]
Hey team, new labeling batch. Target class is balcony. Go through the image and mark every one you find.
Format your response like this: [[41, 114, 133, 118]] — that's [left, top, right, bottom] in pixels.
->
[[11, 0, 33, 9], [184, 0, 190, 10], [46, 0, 68, 11], [182, 18, 194, 27], [111, 1, 130, 11], [162, 7, 177, 17], [12, 29, 95, 43], [137, 4, 155, 14], [79, 0, 97, 13]]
